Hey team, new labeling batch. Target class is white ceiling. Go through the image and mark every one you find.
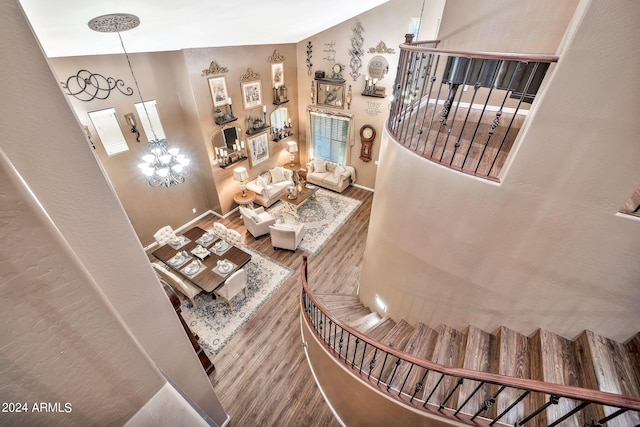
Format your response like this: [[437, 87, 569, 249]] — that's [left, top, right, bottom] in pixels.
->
[[18, 0, 389, 58]]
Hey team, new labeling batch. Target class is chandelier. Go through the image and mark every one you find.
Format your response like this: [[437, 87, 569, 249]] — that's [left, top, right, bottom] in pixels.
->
[[88, 14, 191, 188]]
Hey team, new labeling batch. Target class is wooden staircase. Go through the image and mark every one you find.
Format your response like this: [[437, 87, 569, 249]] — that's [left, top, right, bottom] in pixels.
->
[[314, 293, 640, 427]]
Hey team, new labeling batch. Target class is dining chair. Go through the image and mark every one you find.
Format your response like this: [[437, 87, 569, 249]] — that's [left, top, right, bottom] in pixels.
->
[[151, 262, 201, 308], [226, 228, 243, 246], [153, 225, 176, 246], [213, 222, 227, 240], [214, 268, 247, 309]]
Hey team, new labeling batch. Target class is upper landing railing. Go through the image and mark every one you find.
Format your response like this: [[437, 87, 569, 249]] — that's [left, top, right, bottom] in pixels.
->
[[300, 256, 640, 426], [388, 37, 559, 181]]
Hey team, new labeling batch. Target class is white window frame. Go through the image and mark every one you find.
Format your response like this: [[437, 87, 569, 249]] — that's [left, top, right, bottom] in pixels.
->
[[88, 108, 128, 156], [134, 100, 166, 142], [309, 111, 351, 164]]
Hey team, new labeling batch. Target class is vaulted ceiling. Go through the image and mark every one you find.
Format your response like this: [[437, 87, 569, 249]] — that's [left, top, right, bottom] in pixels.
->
[[19, 0, 388, 58]]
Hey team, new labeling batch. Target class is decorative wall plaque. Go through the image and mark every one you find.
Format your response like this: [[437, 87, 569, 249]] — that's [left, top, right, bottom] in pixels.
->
[[201, 61, 229, 77], [61, 69, 133, 102], [306, 41, 313, 76], [240, 68, 260, 82], [368, 41, 396, 55], [267, 50, 285, 63]]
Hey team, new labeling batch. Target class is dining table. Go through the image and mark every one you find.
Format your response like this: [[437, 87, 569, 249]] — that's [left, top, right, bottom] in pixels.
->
[[152, 226, 251, 293]]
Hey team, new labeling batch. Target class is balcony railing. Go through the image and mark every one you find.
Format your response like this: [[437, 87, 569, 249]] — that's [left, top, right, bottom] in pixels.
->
[[300, 256, 640, 426], [388, 39, 559, 181]]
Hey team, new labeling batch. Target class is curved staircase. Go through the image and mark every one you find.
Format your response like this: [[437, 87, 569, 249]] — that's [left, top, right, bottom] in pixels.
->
[[312, 293, 640, 426]]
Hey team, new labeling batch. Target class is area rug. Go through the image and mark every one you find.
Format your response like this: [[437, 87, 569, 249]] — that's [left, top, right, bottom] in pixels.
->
[[180, 246, 292, 358], [268, 188, 362, 255]]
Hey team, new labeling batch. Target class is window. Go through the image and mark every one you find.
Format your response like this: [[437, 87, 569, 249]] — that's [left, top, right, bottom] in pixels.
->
[[88, 108, 128, 156], [309, 111, 350, 164], [134, 100, 166, 142]]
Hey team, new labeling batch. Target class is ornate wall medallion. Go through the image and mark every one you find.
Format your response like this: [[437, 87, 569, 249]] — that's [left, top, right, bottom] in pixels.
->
[[267, 50, 285, 63], [368, 41, 395, 54], [61, 69, 133, 102], [240, 68, 260, 82]]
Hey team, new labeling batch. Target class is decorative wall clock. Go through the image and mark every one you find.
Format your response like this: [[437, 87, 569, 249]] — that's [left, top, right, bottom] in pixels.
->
[[359, 124, 376, 162]]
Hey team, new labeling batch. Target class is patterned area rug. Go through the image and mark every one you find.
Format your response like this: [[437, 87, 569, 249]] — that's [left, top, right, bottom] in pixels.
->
[[180, 246, 292, 358], [268, 188, 362, 255]]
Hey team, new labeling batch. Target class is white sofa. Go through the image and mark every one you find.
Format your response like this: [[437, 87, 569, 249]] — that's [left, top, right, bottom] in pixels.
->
[[305, 159, 354, 193], [246, 166, 294, 207]]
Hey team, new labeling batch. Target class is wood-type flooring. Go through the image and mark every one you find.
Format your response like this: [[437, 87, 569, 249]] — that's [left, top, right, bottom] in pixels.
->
[[196, 186, 373, 426]]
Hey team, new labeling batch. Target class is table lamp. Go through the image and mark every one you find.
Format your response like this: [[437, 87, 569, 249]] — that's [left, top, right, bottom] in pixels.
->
[[233, 166, 249, 197], [287, 141, 298, 167]]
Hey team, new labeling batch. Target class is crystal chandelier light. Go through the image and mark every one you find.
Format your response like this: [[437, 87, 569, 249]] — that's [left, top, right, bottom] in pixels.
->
[[88, 13, 191, 188]]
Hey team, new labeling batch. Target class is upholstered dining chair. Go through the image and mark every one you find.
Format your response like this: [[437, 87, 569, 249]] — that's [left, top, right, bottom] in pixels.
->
[[214, 268, 248, 309], [226, 228, 243, 246], [153, 225, 176, 246], [151, 262, 201, 309], [239, 206, 276, 238], [212, 222, 227, 240], [269, 222, 305, 251]]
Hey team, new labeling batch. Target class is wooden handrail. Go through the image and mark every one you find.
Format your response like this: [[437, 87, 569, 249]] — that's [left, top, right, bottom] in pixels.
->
[[398, 43, 559, 63], [300, 256, 640, 412]]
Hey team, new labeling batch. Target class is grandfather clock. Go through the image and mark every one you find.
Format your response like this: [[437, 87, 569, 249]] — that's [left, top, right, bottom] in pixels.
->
[[359, 124, 376, 162]]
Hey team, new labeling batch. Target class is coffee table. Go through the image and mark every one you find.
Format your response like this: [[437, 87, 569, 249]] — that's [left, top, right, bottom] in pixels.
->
[[279, 185, 318, 218]]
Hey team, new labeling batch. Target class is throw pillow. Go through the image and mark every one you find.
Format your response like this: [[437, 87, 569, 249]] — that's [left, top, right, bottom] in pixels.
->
[[247, 209, 260, 222], [333, 164, 346, 178], [256, 175, 269, 191], [260, 172, 272, 184], [270, 167, 286, 183], [312, 159, 327, 173]]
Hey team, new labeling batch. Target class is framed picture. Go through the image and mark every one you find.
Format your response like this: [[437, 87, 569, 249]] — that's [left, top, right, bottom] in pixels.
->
[[271, 63, 284, 87], [208, 76, 229, 107], [241, 81, 262, 110], [247, 132, 269, 166], [316, 81, 345, 109]]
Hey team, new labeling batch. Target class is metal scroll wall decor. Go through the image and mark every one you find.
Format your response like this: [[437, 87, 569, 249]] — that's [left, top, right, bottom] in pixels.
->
[[61, 69, 133, 102], [306, 41, 313, 76], [349, 21, 365, 81]]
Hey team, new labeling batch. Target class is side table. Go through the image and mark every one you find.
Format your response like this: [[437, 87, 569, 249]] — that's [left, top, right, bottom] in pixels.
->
[[234, 190, 256, 212]]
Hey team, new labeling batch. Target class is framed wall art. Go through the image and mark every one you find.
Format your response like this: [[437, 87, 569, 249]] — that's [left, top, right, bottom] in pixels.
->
[[247, 132, 269, 166], [316, 81, 345, 109], [241, 81, 262, 110], [271, 63, 284, 87], [208, 76, 229, 107]]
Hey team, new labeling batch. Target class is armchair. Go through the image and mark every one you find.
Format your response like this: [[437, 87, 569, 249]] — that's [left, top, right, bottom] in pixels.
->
[[214, 268, 247, 309], [239, 206, 276, 238], [269, 222, 305, 251]]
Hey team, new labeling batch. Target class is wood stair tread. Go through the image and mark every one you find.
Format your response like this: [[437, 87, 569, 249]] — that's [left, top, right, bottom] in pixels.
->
[[348, 312, 383, 332], [423, 325, 467, 407], [377, 320, 415, 385], [388, 323, 439, 397]]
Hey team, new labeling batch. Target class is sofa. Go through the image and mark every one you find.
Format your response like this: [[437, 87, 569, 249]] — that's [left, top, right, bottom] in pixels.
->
[[305, 159, 354, 193], [245, 166, 294, 207]]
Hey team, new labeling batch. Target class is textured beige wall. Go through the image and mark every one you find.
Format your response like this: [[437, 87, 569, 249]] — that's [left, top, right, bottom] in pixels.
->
[[295, 0, 446, 190], [1, 1, 228, 423], [359, 0, 640, 341]]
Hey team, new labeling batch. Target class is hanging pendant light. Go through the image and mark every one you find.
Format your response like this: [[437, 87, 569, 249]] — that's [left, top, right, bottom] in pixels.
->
[[88, 14, 191, 188]]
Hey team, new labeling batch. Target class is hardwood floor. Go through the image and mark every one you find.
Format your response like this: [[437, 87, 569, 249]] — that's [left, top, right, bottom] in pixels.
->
[[195, 186, 373, 426]]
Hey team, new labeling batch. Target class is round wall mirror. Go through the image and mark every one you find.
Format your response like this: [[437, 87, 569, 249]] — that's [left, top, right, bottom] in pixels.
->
[[368, 56, 389, 81]]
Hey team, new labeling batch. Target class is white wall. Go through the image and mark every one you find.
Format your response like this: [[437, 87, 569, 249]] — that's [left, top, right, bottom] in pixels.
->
[[359, 0, 640, 341], [0, 1, 228, 424]]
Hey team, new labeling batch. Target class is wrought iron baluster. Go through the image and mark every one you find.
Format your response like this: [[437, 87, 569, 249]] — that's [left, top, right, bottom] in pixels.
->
[[514, 394, 559, 426], [471, 385, 505, 421], [367, 348, 379, 380], [439, 377, 464, 411], [386, 358, 402, 391], [489, 389, 530, 426], [455, 380, 485, 416], [597, 408, 628, 425], [376, 352, 390, 386], [358, 342, 368, 374], [327, 319, 333, 347], [344, 331, 352, 361], [338, 328, 345, 359], [351, 338, 360, 368], [428, 69, 448, 158], [407, 53, 430, 149], [414, 55, 440, 152], [423, 373, 445, 407], [398, 363, 415, 397], [547, 401, 590, 427], [410, 369, 430, 403]]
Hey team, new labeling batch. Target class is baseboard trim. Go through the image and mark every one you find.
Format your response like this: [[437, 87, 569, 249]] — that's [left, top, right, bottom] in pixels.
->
[[352, 183, 374, 192]]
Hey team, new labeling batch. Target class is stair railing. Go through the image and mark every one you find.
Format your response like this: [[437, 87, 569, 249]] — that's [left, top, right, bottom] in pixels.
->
[[300, 256, 640, 426], [388, 38, 559, 181]]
